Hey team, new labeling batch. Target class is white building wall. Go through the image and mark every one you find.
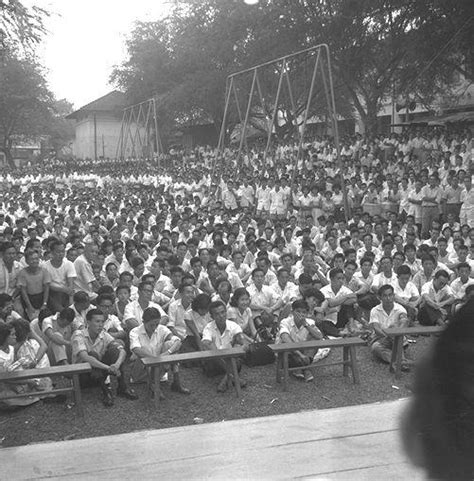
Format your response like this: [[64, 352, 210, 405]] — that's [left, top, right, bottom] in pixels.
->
[[72, 113, 122, 159]]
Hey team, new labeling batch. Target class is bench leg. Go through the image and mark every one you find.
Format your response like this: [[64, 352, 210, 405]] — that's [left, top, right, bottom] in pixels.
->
[[282, 352, 289, 392], [153, 366, 162, 408], [349, 346, 361, 384], [230, 358, 241, 398], [72, 374, 84, 417], [343, 346, 349, 378], [276, 354, 282, 384]]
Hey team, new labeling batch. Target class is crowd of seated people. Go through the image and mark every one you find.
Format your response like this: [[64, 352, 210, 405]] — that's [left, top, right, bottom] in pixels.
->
[[0, 125, 473, 407]]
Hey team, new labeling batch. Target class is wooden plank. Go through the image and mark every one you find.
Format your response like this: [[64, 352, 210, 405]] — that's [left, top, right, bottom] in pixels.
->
[[0, 399, 424, 480], [141, 347, 246, 366], [0, 363, 91, 382], [385, 326, 443, 336], [270, 337, 365, 353]]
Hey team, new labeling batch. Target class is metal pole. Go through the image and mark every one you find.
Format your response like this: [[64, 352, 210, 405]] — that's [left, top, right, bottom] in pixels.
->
[[93, 114, 97, 161], [217, 76, 232, 152], [264, 59, 286, 161], [115, 109, 126, 160], [152, 98, 161, 168], [323, 45, 349, 221], [237, 68, 258, 166], [292, 50, 321, 184], [229, 43, 329, 79]]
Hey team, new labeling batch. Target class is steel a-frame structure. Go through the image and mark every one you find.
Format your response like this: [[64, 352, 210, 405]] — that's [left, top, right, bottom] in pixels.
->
[[217, 44, 341, 181], [115, 97, 163, 162]]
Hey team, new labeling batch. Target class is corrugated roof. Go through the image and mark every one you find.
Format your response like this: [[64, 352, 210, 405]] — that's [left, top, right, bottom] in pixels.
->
[[66, 91, 128, 119]]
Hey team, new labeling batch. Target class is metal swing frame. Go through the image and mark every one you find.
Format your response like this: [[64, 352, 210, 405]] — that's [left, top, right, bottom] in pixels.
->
[[115, 97, 163, 164], [216, 43, 349, 219]]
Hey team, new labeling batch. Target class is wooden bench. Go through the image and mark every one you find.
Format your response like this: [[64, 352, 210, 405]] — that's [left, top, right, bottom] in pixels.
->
[[0, 363, 91, 416], [270, 337, 366, 391], [385, 326, 444, 379], [141, 347, 246, 407]]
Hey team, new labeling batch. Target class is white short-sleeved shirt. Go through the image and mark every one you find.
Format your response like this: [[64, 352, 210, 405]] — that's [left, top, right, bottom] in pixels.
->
[[320, 284, 353, 323], [183, 310, 211, 335], [277, 315, 319, 343], [202, 320, 242, 350], [123, 300, 167, 325], [104, 314, 124, 333], [372, 272, 398, 292], [167, 299, 190, 338], [43, 259, 76, 291], [227, 306, 252, 332], [247, 284, 279, 317], [369, 302, 407, 330], [393, 280, 419, 301], [129, 324, 173, 357], [421, 281, 454, 303], [450, 278, 474, 300], [71, 329, 117, 363], [73, 255, 95, 296]]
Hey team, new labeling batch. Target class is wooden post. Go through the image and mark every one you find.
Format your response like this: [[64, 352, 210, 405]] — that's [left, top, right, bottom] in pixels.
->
[[72, 374, 84, 417]]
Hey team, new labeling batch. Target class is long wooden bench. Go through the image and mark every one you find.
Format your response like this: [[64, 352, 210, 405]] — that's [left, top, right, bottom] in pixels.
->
[[0, 363, 91, 416], [385, 325, 444, 379], [141, 347, 246, 407], [270, 337, 366, 391]]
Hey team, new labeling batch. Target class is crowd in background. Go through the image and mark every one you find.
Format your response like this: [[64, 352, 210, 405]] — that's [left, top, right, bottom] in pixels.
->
[[0, 124, 473, 407]]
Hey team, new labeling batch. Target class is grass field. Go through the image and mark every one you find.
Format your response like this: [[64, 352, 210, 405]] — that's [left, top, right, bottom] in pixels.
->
[[0, 336, 434, 448]]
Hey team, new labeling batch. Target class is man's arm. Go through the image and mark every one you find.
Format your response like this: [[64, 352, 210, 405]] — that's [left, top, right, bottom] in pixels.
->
[[184, 318, 204, 350]]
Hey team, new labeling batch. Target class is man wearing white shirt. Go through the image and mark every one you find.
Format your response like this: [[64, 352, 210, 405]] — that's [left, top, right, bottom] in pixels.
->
[[201, 301, 246, 392], [321, 268, 357, 330], [371, 257, 398, 293], [419, 270, 455, 326], [44, 240, 76, 312], [450, 263, 474, 306], [393, 265, 420, 321], [129, 306, 189, 395], [369, 284, 411, 370], [123, 281, 168, 331], [277, 299, 323, 382]]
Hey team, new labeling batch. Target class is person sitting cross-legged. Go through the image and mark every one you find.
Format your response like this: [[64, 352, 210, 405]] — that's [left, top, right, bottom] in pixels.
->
[[369, 284, 413, 372], [277, 299, 324, 383], [129, 307, 190, 396], [71, 308, 138, 407], [201, 301, 247, 393]]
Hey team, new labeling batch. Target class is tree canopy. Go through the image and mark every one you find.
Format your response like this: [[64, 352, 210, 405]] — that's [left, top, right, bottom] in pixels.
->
[[0, 0, 48, 54], [112, 0, 474, 137]]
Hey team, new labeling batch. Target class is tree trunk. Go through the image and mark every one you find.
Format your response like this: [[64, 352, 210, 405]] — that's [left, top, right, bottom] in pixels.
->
[[364, 101, 380, 136], [0, 144, 16, 169]]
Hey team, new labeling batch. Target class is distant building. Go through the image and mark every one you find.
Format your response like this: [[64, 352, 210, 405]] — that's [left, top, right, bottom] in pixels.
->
[[67, 91, 127, 160]]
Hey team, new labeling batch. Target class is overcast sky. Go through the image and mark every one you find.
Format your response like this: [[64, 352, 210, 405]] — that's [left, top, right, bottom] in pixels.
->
[[27, 0, 171, 109]]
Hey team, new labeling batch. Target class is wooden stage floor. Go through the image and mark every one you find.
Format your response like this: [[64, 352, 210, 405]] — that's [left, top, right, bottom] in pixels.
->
[[1, 398, 424, 480]]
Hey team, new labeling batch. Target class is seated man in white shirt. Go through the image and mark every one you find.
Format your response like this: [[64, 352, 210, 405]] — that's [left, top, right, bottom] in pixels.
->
[[369, 284, 412, 371], [320, 268, 358, 335], [277, 299, 323, 383], [393, 265, 420, 322], [72, 308, 138, 407], [247, 268, 280, 342], [96, 293, 127, 343], [451, 262, 474, 309], [123, 281, 168, 331], [418, 270, 455, 326], [129, 307, 189, 396], [201, 301, 247, 393]]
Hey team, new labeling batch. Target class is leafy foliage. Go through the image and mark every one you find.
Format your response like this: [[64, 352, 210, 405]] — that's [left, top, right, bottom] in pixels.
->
[[0, 0, 49, 54], [0, 53, 54, 166]]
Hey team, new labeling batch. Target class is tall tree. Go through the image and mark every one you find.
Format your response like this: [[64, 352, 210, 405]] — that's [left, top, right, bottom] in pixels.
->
[[0, 53, 54, 167], [113, 0, 474, 137], [0, 0, 48, 53]]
